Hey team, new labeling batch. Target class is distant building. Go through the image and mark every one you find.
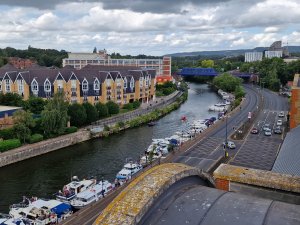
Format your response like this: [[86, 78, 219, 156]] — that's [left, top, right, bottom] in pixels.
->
[[265, 50, 283, 59], [8, 57, 37, 69], [244, 52, 263, 62], [290, 73, 300, 129], [269, 41, 282, 51], [0, 106, 21, 129], [62, 50, 171, 77], [0, 65, 157, 105], [284, 57, 300, 63]]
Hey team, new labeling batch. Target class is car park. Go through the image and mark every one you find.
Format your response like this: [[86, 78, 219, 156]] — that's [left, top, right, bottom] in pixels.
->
[[251, 127, 259, 134], [278, 111, 285, 118], [222, 141, 236, 149], [264, 128, 272, 136]]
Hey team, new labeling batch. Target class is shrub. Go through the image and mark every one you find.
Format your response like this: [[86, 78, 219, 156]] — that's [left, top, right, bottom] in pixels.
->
[[132, 100, 141, 109], [82, 103, 98, 124], [0, 139, 21, 152], [123, 103, 133, 110], [28, 134, 44, 144], [95, 102, 109, 119], [117, 121, 125, 128], [233, 98, 242, 108], [104, 125, 110, 131], [0, 128, 15, 140], [64, 126, 78, 134], [68, 103, 87, 127], [106, 101, 120, 115]]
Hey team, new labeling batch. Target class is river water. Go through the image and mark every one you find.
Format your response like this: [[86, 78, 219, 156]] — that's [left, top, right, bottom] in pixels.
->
[[0, 83, 221, 212]]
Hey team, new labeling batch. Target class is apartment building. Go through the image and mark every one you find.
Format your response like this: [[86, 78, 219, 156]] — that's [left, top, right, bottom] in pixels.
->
[[244, 52, 263, 62], [0, 65, 156, 105], [62, 51, 171, 77]]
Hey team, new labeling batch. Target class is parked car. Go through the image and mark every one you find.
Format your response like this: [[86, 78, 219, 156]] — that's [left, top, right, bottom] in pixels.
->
[[278, 111, 285, 118], [222, 141, 236, 149], [251, 127, 259, 134], [276, 120, 283, 126], [264, 128, 272, 136], [274, 126, 282, 134], [263, 124, 270, 131]]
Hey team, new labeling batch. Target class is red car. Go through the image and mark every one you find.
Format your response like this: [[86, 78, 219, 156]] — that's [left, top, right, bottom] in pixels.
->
[[251, 127, 259, 134]]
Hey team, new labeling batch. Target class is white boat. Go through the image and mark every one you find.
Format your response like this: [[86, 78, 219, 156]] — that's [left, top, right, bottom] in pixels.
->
[[55, 176, 97, 202], [116, 163, 143, 180], [214, 103, 226, 107], [9, 198, 72, 225], [70, 180, 113, 209], [0, 213, 25, 225], [209, 105, 226, 112]]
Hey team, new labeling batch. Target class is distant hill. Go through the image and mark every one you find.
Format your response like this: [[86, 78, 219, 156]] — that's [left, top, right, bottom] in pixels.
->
[[166, 46, 300, 57]]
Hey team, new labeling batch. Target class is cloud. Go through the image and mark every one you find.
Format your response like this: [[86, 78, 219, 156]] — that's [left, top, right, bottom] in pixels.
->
[[0, 0, 299, 55]]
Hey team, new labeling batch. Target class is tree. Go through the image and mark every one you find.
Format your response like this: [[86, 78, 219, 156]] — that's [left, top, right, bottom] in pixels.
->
[[95, 102, 109, 118], [106, 101, 119, 115], [0, 93, 23, 106], [41, 92, 69, 137], [213, 73, 242, 92], [68, 103, 87, 127], [82, 102, 98, 124], [12, 110, 35, 143], [93, 47, 97, 53], [201, 59, 214, 68], [26, 96, 46, 114]]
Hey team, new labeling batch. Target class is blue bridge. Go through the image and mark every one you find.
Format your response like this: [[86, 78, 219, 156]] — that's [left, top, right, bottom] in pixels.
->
[[179, 68, 252, 78]]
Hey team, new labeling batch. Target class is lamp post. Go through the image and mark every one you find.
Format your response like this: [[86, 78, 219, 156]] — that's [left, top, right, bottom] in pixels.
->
[[101, 176, 104, 198]]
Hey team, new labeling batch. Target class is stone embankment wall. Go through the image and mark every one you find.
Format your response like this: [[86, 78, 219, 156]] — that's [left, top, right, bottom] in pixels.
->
[[0, 130, 90, 168]]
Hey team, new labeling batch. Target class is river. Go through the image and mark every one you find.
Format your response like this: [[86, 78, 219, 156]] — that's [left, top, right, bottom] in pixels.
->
[[0, 83, 222, 212]]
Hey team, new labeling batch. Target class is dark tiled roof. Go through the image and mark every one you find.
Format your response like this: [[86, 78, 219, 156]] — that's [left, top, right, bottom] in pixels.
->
[[272, 125, 300, 176]]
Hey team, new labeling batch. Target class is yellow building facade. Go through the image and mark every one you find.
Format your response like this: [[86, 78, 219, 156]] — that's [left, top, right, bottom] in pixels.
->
[[0, 65, 156, 105]]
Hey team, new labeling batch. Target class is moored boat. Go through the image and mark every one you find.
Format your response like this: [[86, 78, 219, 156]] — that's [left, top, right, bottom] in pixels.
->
[[70, 180, 113, 209], [9, 198, 72, 224], [116, 162, 143, 180], [55, 176, 97, 203]]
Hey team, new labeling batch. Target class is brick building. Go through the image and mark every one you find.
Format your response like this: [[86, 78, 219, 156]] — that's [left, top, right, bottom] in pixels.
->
[[8, 57, 37, 69], [290, 73, 300, 129]]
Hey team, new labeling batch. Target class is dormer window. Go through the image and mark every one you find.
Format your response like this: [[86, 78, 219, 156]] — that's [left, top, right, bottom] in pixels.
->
[[94, 78, 100, 90], [139, 77, 143, 87], [82, 79, 88, 91], [106, 78, 111, 87], [5, 79, 10, 92], [124, 77, 127, 89], [130, 78, 134, 89], [17, 79, 24, 94], [31, 79, 38, 96], [44, 79, 51, 92]]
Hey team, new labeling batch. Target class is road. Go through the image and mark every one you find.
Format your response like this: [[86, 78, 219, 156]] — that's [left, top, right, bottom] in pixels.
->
[[173, 84, 261, 168]]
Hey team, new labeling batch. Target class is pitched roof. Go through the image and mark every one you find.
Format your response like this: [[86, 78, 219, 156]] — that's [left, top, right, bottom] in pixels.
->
[[272, 125, 300, 176]]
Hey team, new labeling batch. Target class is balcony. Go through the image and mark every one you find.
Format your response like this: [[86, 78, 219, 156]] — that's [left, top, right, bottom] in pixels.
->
[[71, 88, 77, 92], [71, 92, 77, 97], [117, 91, 121, 95], [107, 90, 111, 95], [107, 86, 111, 90], [57, 87, 64, 93]]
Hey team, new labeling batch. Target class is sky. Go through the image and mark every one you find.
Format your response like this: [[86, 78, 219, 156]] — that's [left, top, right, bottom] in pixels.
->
[[0, 0, 300, 56]]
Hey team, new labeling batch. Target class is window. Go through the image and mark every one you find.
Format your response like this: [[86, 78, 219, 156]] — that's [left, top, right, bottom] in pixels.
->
[[31, 79, 38, 96], [139, 77, 143, 87], [44, 79, 51, 92], [124, 78, 127, 89], [82, 79, 88, 91], [130, 78, 134, 89], [106, 78, 111, 86], [94, 79, 100, 90], [71, 80, 77, 93], [17, 79, 24, 94], [5, 79, 10, 92]]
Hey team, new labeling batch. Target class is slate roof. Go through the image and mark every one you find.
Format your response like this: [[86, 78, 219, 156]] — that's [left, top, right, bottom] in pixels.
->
[[272, 125, 300, 176]]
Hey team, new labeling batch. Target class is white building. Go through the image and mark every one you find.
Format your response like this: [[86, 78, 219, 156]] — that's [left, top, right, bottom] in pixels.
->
[[62, 51, 171, 76], [265, 50, 283, 59], [244, 52, 263, 62]]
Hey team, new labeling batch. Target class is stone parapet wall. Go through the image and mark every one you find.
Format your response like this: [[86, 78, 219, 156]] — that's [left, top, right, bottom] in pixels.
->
[[93, 163, 200, 225], [0, 130, 90, 168]]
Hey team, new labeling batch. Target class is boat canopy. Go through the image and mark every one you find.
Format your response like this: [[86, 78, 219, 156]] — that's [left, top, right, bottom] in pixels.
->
[[51, 203, 72, 218]]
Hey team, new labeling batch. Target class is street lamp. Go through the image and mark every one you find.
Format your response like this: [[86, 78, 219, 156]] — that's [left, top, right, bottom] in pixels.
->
[[101, 176, 104, 198]]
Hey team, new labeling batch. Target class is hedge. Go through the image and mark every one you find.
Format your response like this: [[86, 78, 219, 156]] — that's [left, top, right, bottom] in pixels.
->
[[0, 139, 21, 152], [0, 128, 14, 140], [64, 126, 78, 134], [28, 134, 44, 144]]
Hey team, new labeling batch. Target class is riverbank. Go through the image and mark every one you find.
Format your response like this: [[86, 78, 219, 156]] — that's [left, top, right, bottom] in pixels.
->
[[0, 91, 186, 168]]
